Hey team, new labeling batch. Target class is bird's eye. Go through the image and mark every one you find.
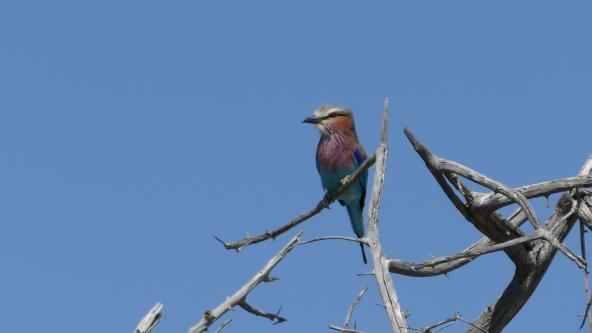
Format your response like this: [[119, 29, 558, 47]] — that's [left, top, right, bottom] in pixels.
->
[[329, 113, 337, 118]]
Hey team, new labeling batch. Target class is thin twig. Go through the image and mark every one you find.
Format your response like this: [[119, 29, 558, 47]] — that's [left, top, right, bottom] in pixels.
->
[[238, 300, 286, 324], [214, 319, 233, 333], [298, 236, 368, 246], [188, 232, 301, 333], [579, 219, 592, 332], [409, 313, 487, 333], [329, 325, 368, 333], [343, 286, 370, 331]]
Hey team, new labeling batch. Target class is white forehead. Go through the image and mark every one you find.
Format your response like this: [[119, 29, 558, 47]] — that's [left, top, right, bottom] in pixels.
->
[[313, 105, 349, 117]]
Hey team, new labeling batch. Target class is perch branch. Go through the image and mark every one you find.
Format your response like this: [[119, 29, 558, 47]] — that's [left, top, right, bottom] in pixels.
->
[[217, 155, 376, 251], [188, 232, 301, 333], [298, 236, 368, 246], [135, 302, 163, 333]]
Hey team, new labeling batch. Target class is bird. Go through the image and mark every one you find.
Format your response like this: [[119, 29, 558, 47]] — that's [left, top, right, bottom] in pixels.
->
[[303, 104, 369, 264]]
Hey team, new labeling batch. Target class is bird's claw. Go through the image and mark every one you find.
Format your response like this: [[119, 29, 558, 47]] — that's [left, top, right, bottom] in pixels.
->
[[340, 175, 352, 186], [320, 196, 332, 208]]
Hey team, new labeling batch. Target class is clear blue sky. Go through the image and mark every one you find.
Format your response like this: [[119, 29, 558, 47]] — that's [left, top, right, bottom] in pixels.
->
[[1, 1, 591, 332]]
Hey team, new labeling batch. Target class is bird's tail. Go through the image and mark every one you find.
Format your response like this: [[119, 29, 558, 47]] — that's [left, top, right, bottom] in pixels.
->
[[359, 242, 368, 264], [346, 203, 367, 264]]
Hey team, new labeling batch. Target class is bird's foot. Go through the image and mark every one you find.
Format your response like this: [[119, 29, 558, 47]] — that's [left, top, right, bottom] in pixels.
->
[[340, 175, 352, 186], [320, 195, 332, 208]]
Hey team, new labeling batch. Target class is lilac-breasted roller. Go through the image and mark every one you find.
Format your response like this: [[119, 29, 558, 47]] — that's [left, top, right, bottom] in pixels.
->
[[303, 105, 368, 264]]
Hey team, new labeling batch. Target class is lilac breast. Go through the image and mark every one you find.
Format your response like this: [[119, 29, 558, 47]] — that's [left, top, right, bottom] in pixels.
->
[[316, 133, 356, 172]]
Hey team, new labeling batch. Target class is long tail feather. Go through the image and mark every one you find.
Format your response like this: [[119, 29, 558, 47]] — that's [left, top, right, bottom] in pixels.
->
[[346, 203, 367, 264], [360, 243, 367, 264]]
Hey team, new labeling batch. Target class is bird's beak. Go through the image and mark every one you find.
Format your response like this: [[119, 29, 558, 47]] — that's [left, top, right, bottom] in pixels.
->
[[302, 115, 321, 124]]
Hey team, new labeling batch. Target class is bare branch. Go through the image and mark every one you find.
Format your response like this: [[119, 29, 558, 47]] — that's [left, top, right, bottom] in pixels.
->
[[389, 230, 544, 277], [238, 300, 286, 324], [135, 302, 163, 333], [479, 176, 592, 210], [410, 313, 487, 333], [366, 99, 408, 333], [188, 232, 301, 333], [298, 236, 368, 246], [405, 128, 586, 269], [217, 154, 376, 251], [342, 286, 370, 331], [329, 325, 368, 333], [403, 128, 474, 224], [468, 163, 587, 332]]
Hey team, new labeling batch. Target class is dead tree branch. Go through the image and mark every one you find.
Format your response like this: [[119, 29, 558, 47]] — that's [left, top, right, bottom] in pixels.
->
[[400, 128, 592, 333], [366, 99, 409, 333], [135, 302, 163, 333], [389, 230, 544, 277], [341, 286, 369, 331], [329, 326, 368, 333], [187, 232, 301, 333]]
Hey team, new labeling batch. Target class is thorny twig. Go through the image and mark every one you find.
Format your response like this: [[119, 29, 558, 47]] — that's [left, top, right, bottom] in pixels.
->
[[188, 233, 301, 333]]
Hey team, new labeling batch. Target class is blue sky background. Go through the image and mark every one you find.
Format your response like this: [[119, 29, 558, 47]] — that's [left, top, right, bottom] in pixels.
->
[[1, 1, 591, 332]]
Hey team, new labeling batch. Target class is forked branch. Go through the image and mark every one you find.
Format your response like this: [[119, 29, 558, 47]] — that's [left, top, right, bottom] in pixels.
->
[[188, 232, 301, 333]]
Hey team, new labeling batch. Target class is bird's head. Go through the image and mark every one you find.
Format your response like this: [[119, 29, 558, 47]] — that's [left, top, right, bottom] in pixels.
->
[[302, 104, 355, 136]]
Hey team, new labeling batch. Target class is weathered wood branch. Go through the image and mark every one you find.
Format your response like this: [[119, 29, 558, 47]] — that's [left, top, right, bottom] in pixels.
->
[[341, 286, 369, 332], [466, 163, 590, 332], [479, 176, 592, 210], [404, 128, 587, 269], [135, 302, 163, 333], [367, 99, 409, 333], [216, 154, 376, 251], [388, 230, 544, 277], [188, 232, 301, 333], [402, 128, 592, 332]]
